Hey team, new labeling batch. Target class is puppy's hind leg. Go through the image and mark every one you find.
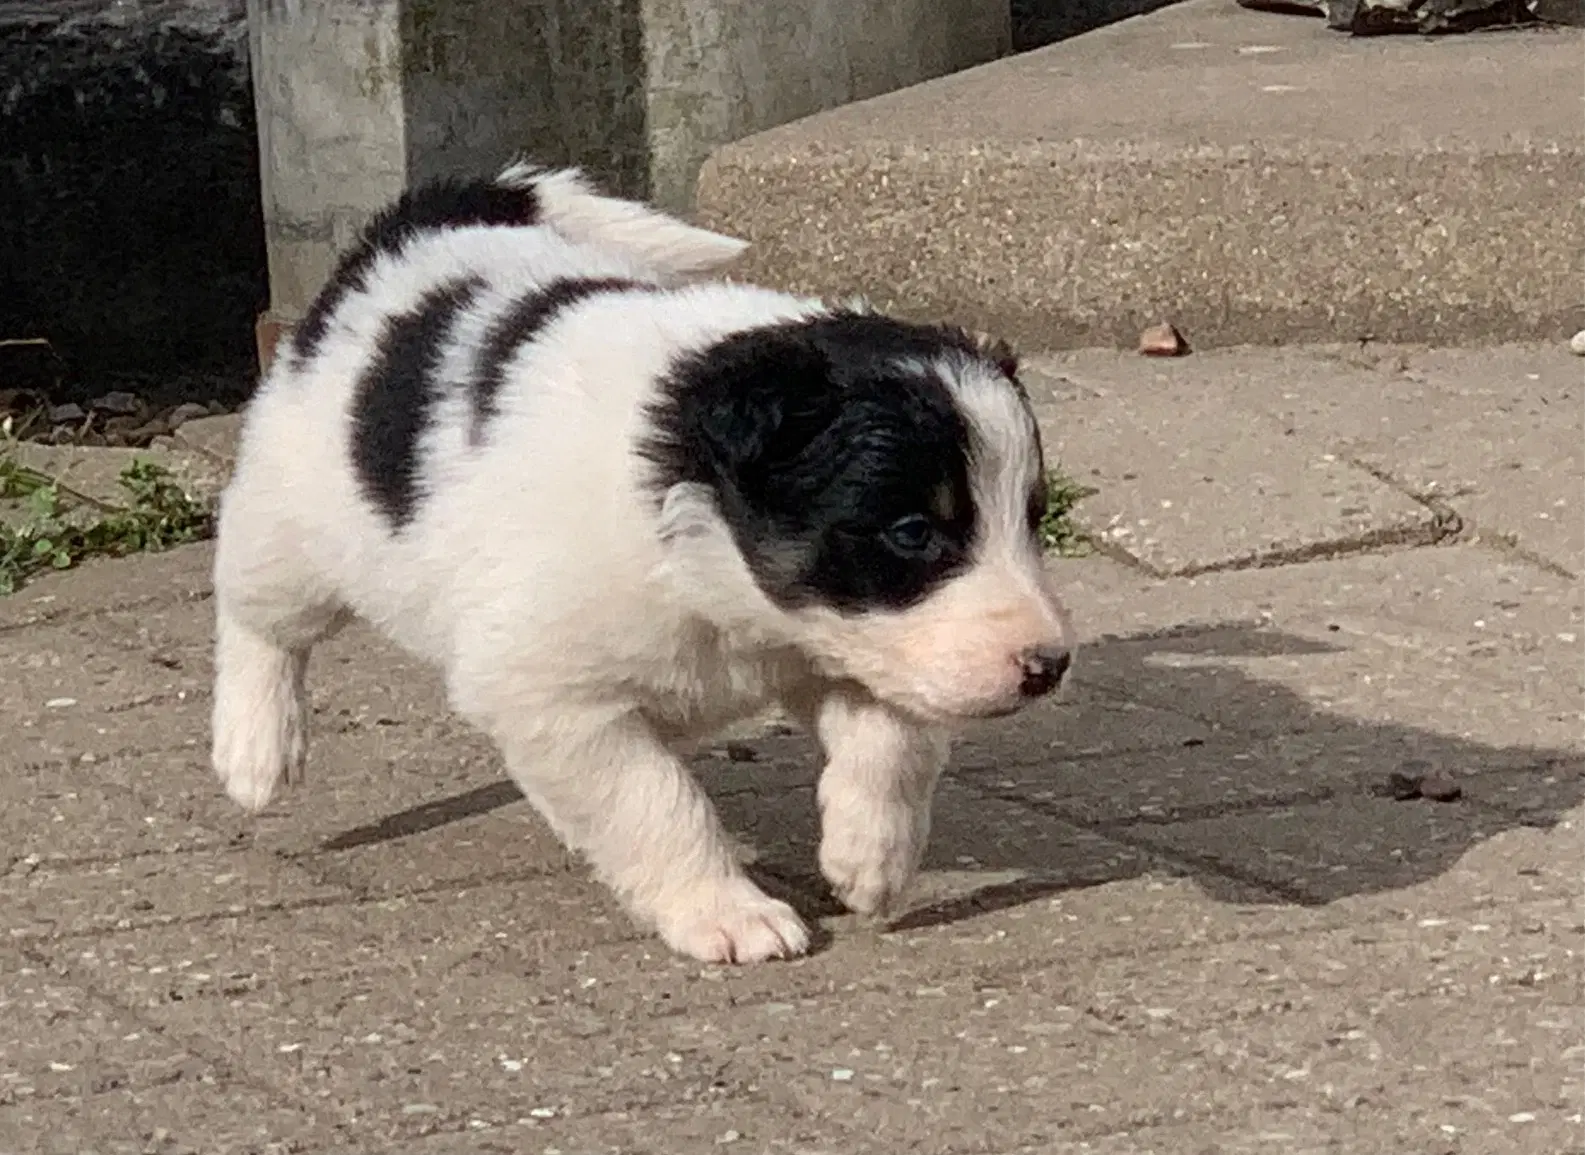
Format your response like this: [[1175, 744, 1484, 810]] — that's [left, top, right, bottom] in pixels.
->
[[210, 502, 345, 813]]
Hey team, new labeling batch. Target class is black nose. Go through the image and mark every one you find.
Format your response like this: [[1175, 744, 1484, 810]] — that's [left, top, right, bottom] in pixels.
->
[[1018, 645, 1072, 698]]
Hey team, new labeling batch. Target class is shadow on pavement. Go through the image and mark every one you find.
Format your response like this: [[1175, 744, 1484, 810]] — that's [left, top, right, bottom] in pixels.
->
[[318, 622, 1584, 934]]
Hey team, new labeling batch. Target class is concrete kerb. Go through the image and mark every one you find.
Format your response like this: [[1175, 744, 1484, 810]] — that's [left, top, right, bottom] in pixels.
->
[[694, 0, 1585, 352]]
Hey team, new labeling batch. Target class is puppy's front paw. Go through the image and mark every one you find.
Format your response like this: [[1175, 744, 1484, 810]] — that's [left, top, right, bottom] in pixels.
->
[[819, 795, 927, 918], [654, 877, 810, 964]]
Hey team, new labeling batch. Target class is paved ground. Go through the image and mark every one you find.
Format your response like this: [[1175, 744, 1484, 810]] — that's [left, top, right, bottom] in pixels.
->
[[2, 343, 1581, 1154]]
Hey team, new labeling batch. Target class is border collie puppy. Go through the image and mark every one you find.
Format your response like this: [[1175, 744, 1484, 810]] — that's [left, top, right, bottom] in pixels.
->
[[211, 162, 1074, 964]]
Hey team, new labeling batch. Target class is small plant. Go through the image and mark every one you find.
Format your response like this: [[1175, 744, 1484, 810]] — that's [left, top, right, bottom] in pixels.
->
[[1037, 469, 1097, 557], [0, 451, 212, 596]]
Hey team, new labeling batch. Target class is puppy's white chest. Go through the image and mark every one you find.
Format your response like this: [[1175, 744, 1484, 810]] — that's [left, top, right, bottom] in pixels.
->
[[637, 625, 808, 746]]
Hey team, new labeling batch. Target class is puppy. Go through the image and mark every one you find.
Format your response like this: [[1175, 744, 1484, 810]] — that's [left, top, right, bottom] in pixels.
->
[[211, 162, 1074, 964]]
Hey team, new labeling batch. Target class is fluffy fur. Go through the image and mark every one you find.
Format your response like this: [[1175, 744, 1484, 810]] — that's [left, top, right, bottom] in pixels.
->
[[211, 162, 1074, 964]]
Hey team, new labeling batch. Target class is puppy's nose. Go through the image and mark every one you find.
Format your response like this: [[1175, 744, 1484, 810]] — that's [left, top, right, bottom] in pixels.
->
[[1018, 645, 1071, 698]]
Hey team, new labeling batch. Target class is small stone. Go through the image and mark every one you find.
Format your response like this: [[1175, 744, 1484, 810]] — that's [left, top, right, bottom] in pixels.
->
[[100, 414, 147, 444], [91, 391, 141, 416], [1383, 772, 1423, 801], [0, 388, 43, 416], [1138, 322, 1190, 357], [167, 402, 211, 428], [1419, 774, 1462, 802], [1570, 329, 1585, 356], [830, 1068, 855, 1081], [47, 403, 85, 424]]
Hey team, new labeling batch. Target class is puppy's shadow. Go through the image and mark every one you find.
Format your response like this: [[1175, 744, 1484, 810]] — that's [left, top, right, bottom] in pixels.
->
[[313, 621, 1582, 942], [705, 621, 1584, 934]]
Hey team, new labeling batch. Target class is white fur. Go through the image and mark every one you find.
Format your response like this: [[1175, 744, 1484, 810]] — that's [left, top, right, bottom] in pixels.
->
[[211, 165, 1071, 964], [499, 160, 748, 276]]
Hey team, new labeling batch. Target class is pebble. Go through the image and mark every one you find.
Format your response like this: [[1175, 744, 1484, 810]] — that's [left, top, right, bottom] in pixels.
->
[[1381, 767, 1461, 803], [46, 403, 85, 424], [1570, 330, 1585, 356], [1383, 771, 1423, 801], [167, 402, 212, 428], [1138, 322, 1190, 357], [90, 391, 141, 416], [1418, 774, 1463, 802]]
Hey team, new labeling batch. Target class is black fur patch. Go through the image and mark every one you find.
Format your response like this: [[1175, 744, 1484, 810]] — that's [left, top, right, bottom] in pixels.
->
[[293, 177, 541, 363], [350, 276, 484, 530], [468, 277, 647, 444], [640, 312, 995, 614]]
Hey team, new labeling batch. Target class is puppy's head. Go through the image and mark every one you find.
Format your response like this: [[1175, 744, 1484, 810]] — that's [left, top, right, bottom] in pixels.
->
[[642, 310, 1073, 724]]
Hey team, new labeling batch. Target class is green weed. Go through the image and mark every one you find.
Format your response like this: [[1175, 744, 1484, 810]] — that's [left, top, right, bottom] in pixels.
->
[[1038, 469, 1097, 557], [0, 454, 211, 596]]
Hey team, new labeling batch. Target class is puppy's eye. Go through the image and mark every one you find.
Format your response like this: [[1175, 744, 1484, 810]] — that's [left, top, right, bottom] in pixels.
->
[[883, 514, 940, 559]]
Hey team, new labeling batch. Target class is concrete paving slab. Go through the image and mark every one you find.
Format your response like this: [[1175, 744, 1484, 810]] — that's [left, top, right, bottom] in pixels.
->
[[63, 880, 639, 1014], [137, 968, 782, 1143], [695, 1, 1584, 350], [1026, 360, 1443, 575], [1050, 545, 1583, 750], [0, 1083, 325, 1155], [0, 959, 209, 1107], [1131, 793, 1526, 903], [1290, 344, 1582, 576], [1, 756, 218, 867], [0, 544, 211, 632], [1038, 342, 1584, 576], [163, 412, 242, 466], [3, 850, 344, 943]]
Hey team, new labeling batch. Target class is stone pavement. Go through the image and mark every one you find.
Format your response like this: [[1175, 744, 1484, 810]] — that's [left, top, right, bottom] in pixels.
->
[[1, 343, 1581, 1154]]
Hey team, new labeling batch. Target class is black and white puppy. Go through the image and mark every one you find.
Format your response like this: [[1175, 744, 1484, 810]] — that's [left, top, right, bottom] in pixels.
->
[[211, 162, 1074, 964]]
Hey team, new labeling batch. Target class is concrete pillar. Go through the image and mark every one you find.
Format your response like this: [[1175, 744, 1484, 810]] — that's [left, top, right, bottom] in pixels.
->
[[246, 0, 1008, 363]]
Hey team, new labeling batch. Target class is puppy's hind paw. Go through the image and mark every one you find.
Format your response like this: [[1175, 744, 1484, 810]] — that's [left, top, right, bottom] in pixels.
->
[[210, 679, 306, 813], [655, 878, 811, 964]]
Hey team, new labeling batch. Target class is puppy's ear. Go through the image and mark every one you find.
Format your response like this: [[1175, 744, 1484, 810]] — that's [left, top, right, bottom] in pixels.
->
[[693, 338, 842, 484]]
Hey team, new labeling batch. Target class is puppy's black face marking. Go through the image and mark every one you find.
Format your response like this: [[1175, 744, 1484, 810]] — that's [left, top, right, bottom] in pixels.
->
[[469, 277, 647, 445], [293, 177, 540, 363], [351, 276, 484, 531], [643, 313, 994, 614]]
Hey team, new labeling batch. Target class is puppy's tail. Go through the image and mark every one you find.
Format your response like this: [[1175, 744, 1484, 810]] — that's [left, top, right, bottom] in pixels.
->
[[497, 161, 748, 277]]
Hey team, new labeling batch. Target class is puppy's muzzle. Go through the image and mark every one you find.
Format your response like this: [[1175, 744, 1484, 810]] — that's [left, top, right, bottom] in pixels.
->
[[1017, 645, 1072, 699]]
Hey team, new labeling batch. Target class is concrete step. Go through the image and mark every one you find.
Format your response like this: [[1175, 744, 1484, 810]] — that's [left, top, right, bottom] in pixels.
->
[[695, 0, 1584, 352]]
